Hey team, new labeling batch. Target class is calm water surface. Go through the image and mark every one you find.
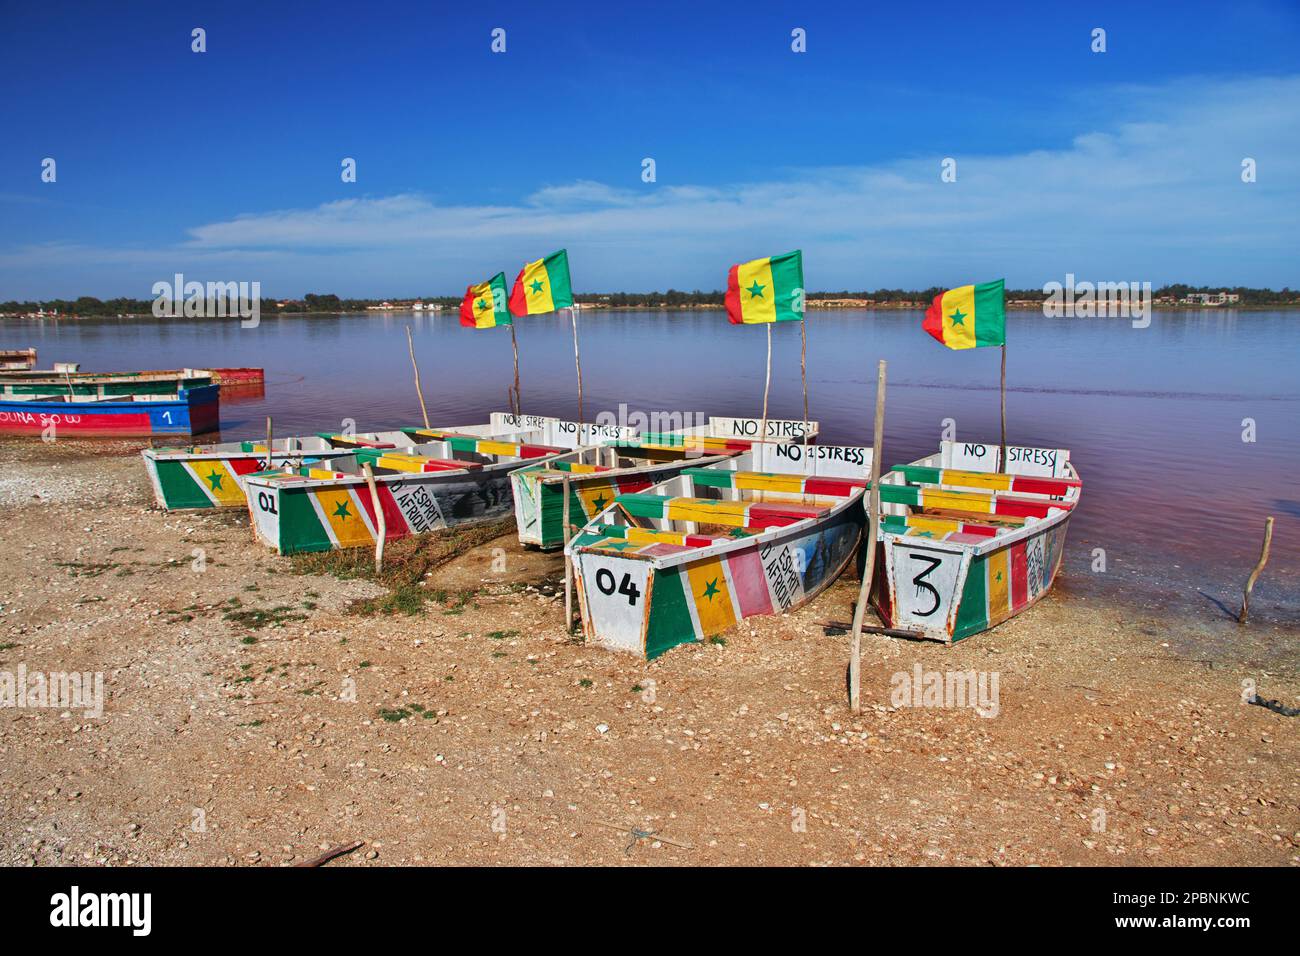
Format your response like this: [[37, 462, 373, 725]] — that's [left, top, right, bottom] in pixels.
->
[[3, 309, 1296, 621]]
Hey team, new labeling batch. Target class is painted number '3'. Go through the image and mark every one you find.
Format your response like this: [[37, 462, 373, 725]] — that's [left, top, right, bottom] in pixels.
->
[[596, 568, 641, 606], [909, 553, 943, 618]]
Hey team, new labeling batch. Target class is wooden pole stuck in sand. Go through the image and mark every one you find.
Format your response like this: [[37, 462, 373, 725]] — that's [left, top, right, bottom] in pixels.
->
[[563, 476, 574, 632], [759, 323, 773, 444], [406, 325, 430, 430], [509, 322, 522, 417], [362, 462, 386, 574], [570, 307, 584, 441], [795, 315, 810, 500], [1238, 516, 1274, 625], [849, 359, 887, 714], [999, 343, 1008, 470]]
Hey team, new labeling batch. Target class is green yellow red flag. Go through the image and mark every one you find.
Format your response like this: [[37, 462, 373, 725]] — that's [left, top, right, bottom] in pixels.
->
[[459, 273, 512, 329], [725, 250, 805, 324], [922, 279, 1005, 349], [509, 249, 574, 316]]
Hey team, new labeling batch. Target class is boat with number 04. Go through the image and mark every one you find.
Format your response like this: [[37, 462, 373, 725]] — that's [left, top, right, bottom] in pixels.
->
[[567, 441, 872, 659]]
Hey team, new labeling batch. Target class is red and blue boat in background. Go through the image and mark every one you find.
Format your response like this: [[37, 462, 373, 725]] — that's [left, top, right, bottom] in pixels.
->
[[0, 369, 221, 437]]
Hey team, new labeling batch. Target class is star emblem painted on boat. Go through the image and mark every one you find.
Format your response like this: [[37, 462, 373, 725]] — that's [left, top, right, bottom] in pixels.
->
[[747, 281, 765, 299], [949, 307, 967, 325], [205, 470, 224, 491], [530, 279, 544, 294], [702, 578, 721, 601], [333, 501, 351, 519]]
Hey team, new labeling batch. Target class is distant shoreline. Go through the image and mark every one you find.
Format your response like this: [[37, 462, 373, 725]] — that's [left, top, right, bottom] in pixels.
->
[[3, 303, 1298, 321]]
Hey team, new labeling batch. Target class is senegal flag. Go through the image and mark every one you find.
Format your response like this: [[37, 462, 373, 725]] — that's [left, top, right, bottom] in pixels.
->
[[725, 250, 804, 324], [459, 273, 511, 329], [922, 279, 1005, 349], [509, 249, 574, 316]]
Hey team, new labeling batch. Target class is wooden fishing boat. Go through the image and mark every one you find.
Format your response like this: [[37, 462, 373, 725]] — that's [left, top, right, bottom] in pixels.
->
[[141, 413, 627, 511], [0, 368, 213, 398], [0, 348, 37, 370], [244, 432, 572, 555], [567, 441, 873, 658], [510, 418, 818, 550], [0, 384, 220, 437], [871, 440, 1080, 643]]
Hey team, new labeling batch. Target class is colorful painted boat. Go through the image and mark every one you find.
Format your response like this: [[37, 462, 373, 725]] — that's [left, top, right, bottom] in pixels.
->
[[512, 418, 820, 550], [244, 432, 573, 555], [871, 440, 1080, 643], [141, 413, 628, 512], [0, 385, 220, 437], [568, 441, 873, 658], [0, 368, 214, 398]]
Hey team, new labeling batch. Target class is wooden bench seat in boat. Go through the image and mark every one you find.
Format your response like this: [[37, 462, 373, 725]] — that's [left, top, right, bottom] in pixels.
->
[[891, 464, 1080, 498], [570, 522, 759, 557], [683, 468, 866, 497], [873, 482, 1073, 520], [616, 492, 830, 529]]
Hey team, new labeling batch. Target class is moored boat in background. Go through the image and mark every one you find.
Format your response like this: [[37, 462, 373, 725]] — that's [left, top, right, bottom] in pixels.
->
[[0, 384, 220, 437], [871, 440, 1080, 643]]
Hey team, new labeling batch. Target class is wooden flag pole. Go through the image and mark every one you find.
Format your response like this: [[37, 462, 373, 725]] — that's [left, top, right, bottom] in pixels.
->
[[849, 359, 887, 714], [998, 343, 1007, 470], [759, 323, 773, 443], [570, 306, 584, 440], [406, 326, 430, 429], [509, 322, 522, 416], [800, 316, 809, 446]]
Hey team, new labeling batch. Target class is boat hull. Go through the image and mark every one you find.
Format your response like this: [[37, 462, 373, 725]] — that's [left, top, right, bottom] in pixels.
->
[[573, 487, 865, 659], [0, 385, 220, 437], [245, 463, 520, 555]]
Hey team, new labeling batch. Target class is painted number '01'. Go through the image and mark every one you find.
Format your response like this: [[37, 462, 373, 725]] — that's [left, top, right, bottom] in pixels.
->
[[596, 568, 641, 606]]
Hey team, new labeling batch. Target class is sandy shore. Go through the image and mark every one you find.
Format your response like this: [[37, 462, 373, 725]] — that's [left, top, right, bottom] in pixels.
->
[[0, 439, 1296, 866]]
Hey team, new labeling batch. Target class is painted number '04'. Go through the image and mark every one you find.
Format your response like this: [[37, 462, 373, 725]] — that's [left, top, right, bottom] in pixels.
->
[[596, 568, 641, 606]]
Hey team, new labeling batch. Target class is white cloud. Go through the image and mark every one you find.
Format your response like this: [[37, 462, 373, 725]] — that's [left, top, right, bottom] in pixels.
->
[[3, 74, 1297, 297]]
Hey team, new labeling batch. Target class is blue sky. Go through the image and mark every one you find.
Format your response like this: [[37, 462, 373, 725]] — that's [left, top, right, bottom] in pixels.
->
[[1, 0, 1298, 297]]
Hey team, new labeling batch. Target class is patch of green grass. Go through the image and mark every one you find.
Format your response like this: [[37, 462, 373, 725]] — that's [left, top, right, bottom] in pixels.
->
[[223, 605, 308, 630], [55, 560, 116, 578], [289, 517, 516, 617]]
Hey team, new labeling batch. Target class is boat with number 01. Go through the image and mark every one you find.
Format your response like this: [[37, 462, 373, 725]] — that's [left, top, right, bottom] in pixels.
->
[[567, 440, 872, 659], [243, 431, 577, 555], [871, 440, 1080, 643], [511, 417, 819, 550]]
